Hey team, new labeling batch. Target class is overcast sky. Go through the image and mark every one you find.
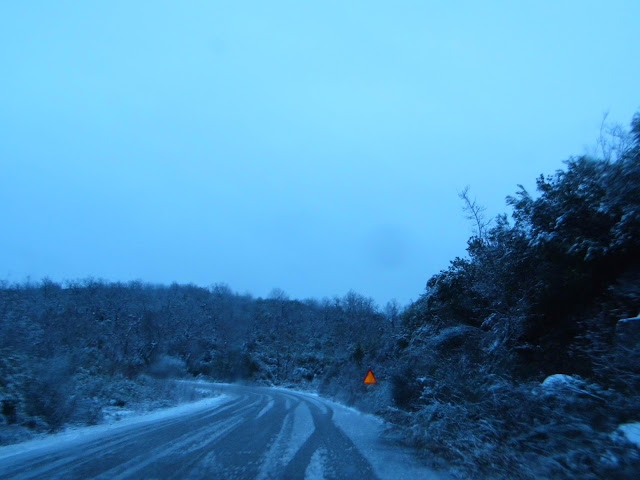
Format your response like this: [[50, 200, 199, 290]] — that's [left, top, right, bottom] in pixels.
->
[[1, 1, 639, 306]]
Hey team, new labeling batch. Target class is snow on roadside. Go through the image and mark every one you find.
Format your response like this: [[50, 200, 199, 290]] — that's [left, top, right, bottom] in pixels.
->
[[268, 386, 447, 480], [618, 423, 640, 448], [327, 399, 446, 480], [541, 373, 582, 388], [0, 394, 232, 461]]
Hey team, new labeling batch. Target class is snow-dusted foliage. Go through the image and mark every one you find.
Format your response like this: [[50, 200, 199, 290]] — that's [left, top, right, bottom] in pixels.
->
[[0, 281, 392, 444], [383, 113, 640, 479]]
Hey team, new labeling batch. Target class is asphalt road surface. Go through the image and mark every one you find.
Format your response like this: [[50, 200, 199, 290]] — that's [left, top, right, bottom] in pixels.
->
[[0, 384, 443, 480]]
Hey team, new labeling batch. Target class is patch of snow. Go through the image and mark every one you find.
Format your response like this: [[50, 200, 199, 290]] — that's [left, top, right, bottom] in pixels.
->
[[268, 386, 330, 414], [0, 394, 232, 461], [256, 399, 275, 419], [256, 402, 315, 480], [541, 374, 583, 389], [283, 403, 315, 465], [105, 415, 243, 479], [554, 214, 567, 228], [304, 447, 328, 480], [102, 407, 136, 423], [322, 397, 447, 479], [618, 423, 640, 447], [618, 315, 640, 323]]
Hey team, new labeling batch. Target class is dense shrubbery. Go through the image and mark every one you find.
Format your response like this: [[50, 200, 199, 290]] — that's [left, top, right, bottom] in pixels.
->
[[385, 113, 640, 478], [387, 377, 639, 480]]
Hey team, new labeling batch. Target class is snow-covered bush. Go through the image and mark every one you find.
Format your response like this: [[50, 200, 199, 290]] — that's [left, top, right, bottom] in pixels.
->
[[23, 356, 77, 431], [388, 376, 640, 479], [291, 367, 314, 382], [147, 355, 187, 379]]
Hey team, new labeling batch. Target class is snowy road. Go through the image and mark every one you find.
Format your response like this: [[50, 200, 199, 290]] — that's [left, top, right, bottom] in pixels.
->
[[0, 384, 443, 480]]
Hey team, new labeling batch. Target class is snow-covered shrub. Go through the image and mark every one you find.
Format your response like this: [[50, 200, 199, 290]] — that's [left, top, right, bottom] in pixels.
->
[[100, 375, 147, 407], [147, 355, 187, 379], [291, 367, 314, 382], [69, 396, 104, 426], [23, 356, 76, 431], [616, 315, 640, 348], [0, 350, 31, 426], [387, 374, 640, 480], [169, 381, 215, 403], [390, 365, 424, 410]]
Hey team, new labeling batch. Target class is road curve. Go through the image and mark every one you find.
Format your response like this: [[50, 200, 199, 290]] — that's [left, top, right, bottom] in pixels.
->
[[0, 384, 443, 480]]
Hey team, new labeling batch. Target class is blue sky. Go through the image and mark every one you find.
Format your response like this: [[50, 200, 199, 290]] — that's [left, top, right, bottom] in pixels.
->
[[1, 1, 639, 306]]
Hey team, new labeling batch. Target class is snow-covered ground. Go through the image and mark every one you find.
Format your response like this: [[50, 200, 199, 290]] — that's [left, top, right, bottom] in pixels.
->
[[271, 387, 447, 480], [304, 447, 330, 480], [327, 398, 446, 479], [1, 383, 447, 479], [256, 400, 315, 480], [618, 422, 640, 448], [0, 394, 230, 461]]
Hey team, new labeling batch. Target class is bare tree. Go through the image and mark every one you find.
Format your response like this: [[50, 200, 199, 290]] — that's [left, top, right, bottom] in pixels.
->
[[595, 111, 634, 162], [458, 185, 491, 240], [384, 299, 401, 328]]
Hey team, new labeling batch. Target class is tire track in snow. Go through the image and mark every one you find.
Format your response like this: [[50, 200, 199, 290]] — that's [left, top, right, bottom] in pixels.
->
[[99, 416, 245, 480], [256, 396, 315, 480], [279, 392, 378, 480], [0, 384, 446, 480], [1, 394, 253, 480], [256, 398, 275, 419], [93, 395, 265, 480], [304, 447, 329, 480], [180, 393, 293, 479]]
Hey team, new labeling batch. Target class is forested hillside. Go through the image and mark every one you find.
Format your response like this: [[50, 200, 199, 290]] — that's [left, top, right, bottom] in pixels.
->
[[0, 282, 395, 437], [2, 113, 640, 479]]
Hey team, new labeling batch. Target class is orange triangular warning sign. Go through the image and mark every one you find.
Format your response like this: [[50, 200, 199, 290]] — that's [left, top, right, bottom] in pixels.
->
[[363, 369, 377, 384]]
